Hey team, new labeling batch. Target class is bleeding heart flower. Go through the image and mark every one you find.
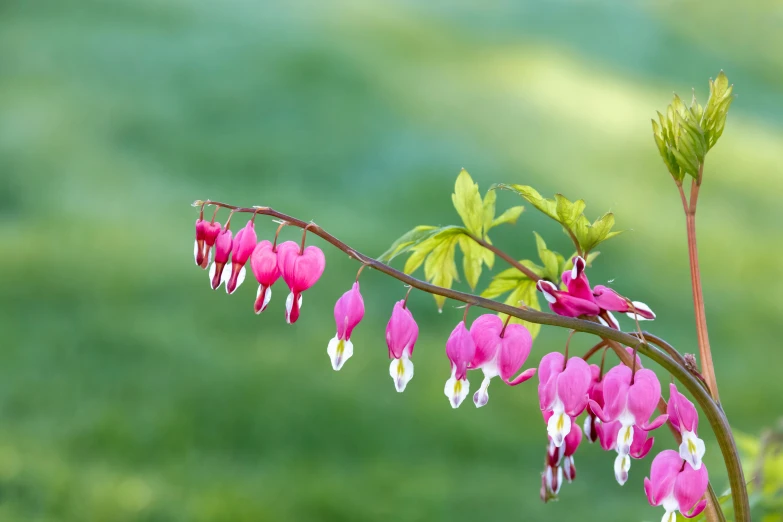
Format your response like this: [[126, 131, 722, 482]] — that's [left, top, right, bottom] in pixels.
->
[[644, 450, 709, 521], [537, 280, 601, 318], [209, 226, 233, 290], [225, 221, 257, 295], [589, 364, 667, 456], [327, 282, 365, 371], [597, 421, 655, 485], [538, 353, 592, 446], [668, 383, 706, 470], [443, 321, 476, 409], [386, 300, 418, 392], [277, 240, 326, 324], [250, 240, 280, 314], [194, 215, 221, 269], [469, 314, 536, 408], [549, 256, 655, 328]]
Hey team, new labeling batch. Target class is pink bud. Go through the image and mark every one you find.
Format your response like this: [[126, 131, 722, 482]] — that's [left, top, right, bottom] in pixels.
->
[[194, 219, 207, 267], [561, 256, 595, 302], [276, 240, 326, 324], [444, 321, 476, 408], [326, 282, 364, 371], [668, 384, 706, 470], [386, 300, 418, 393], [209, 227, 233, 290], [250, 240, 280, 314], [225, 221, 257, 295]]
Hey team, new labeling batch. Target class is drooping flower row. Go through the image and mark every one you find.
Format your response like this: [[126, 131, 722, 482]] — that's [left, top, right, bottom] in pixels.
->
[[195, 215, 325, 323], [194, 213, 709, 519]]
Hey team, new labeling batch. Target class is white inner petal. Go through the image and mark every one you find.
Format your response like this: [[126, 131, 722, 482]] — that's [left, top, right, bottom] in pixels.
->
[[194, 240, 199, 263], [327, 335, 353, 371], [389, 355, 414, 392], [547, 404, 570, 448], [444, 373, 469, 409], [473, 376, 492, 408], [614, 453, 631, 486], [208, 262, 222, 289], [616, 423, 634, 456], [679, 430, 706, 470]]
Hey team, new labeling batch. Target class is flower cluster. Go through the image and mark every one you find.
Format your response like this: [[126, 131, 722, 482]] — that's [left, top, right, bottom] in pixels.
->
[[194, 215, 326, 322], [193, 213, 710, 518]]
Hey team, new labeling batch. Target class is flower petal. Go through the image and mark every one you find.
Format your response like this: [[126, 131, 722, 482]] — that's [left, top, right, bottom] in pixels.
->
[[327, 335, 353, 371], [674, 463, 709, 515], [444, 373, 470, 408], [389, 355, 414, 392]]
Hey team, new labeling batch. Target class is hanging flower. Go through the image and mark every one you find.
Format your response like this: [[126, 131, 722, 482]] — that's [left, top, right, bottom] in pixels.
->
[[250, 240, 280, 314], [225, 220, 257, 295], [276, 240, 326, 324], [443, 321, 476, 409], [668, 383, 706, 470], [538, 352, 592, 446], [469, 314, 536, 408], [327, 282, 365, 371], [644, 450, 709, 521], [386, 300, 418, 392]]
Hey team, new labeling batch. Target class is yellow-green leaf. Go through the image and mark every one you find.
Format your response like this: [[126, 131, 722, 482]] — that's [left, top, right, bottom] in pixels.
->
[[424, 234, 460, 311], [378, 225, 439, 263], [452, 169, 484, 236], [482, 188, 496, 235], [501, 280, 541, 339], [489, 206, 525, 229], [458, 235, 483, 290], [534, 232, 564, 283]]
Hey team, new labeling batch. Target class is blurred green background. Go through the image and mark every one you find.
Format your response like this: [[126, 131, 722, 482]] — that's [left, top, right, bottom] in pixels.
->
[[1, 0, 781, 520]]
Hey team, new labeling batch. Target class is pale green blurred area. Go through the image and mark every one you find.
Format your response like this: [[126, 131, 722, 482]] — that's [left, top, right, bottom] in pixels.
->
[[1, 0, 782, 520]]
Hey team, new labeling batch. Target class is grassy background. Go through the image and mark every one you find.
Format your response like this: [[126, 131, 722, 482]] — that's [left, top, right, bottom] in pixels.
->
[[1, 0, 781, 520]]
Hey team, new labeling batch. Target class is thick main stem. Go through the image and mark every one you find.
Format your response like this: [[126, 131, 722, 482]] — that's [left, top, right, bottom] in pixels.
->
[[196, 200, 750, 521]]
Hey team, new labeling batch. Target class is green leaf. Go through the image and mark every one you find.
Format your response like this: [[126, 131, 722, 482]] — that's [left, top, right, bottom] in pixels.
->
[[501, 280, 542, 339], [377, 225, 439, 263], [572, 213, 623, 255], [489, 205, 525, 230], [702, 71, 734, 151], [495, 184, 558, 221], [452, 169, 484, 236], [482, 188, 496, 235], [402, 226, 465, 275], [534, 232, 564, 283], [423, 233, 460, 312], [458, 235, 483, 290], [555, 194, 585, 227], [480, 235, 495, 270], [480, 264, 543, 339]]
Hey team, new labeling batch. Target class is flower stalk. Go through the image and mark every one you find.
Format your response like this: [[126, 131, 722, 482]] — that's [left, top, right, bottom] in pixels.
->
[[195, 199, 749, 521]]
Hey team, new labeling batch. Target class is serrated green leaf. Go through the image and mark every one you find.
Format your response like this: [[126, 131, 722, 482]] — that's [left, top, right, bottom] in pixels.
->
[[572, 213, 622, 255], [424, 234, 460, 311], [452, 169, 484, 236], [489, 206, 525, 230], [458, 235, 483, 290], [482, 188, 496, 235], [495, 184, 558, 221], [501, 280, 541, 339], [534, 232, 563, 283], [480, 261, 543, 299], [377, 225, 439, 263], [402, 226, 465, 274], [555, 194, 586, 227]]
